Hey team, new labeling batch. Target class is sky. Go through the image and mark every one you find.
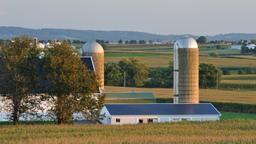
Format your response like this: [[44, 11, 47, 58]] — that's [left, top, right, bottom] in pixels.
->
[[0, 0, 256, 35]]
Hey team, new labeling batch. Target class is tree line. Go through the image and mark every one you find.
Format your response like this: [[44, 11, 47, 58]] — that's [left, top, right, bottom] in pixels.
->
[[0, 37, 104, 125], [105, 60, 221, 89]]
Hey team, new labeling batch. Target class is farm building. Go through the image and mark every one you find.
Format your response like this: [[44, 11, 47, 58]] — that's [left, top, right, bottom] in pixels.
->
[[100, 103, 221, 125]]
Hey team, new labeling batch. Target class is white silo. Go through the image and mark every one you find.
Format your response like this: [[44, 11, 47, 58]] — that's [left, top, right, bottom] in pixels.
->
[[173, 38, 199, 104], [80, 41, 104, 91]]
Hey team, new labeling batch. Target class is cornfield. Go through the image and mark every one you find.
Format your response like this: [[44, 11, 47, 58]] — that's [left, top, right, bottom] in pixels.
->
[[0, 120, 255, 144]]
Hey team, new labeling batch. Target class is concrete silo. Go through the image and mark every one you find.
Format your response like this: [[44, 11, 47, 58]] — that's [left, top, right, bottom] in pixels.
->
[[173, 38, 199, 104], [80, 41, 104, 91]]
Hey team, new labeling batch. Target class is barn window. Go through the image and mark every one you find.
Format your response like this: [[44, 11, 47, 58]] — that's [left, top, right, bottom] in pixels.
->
[[148, 119, 153, 123], [116, 118, 120, 123], [139, 119, 143, 123]]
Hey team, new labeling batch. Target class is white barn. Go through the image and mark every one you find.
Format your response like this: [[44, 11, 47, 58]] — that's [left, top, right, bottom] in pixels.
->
[[100, 103, 221, 125]]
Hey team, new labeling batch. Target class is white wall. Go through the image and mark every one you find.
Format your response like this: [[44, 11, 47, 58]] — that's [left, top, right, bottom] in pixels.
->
[[100, 113, 220, 125]]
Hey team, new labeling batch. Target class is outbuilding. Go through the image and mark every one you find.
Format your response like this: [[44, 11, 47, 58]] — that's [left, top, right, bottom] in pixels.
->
[[100, 103, 221, 125]]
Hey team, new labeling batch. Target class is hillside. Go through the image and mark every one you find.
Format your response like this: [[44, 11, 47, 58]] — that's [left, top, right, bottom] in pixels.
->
[[1, 26, 256, 41]]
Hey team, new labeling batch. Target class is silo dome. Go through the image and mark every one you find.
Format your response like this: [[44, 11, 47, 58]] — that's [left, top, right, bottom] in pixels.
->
[[174, 38, 198, 49], [80, 41, 104, 56]]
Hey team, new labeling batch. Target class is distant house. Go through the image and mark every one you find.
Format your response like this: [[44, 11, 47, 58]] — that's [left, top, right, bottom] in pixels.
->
[[100, 103, 221, 125], [246, 44, 256, 49]]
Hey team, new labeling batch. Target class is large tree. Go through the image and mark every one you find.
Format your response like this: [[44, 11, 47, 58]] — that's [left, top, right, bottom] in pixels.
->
[[197, 36, 208, 44], [118, 58, 148, 87], [199, 63, 221, 89], [104, 63, 122, 86], [0, 37, 42, 125], [44, 42, 104, 124]]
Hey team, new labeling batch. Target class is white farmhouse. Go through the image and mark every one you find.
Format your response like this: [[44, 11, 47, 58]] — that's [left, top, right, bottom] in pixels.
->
[[100, 103, 221, 125]]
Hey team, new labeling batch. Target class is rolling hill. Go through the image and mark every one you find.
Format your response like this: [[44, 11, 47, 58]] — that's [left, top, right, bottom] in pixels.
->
[[1, 26, 256, 41]]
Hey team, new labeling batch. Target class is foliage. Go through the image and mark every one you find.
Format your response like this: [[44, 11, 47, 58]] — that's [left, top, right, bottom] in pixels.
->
[[43, 42, 104, 124], [118, 39, 123, 44], [208, 52, 218, 57], [199, 63, 221, 88], [0, 37, 43, 125], [104, 63, 122, 86], [197, 36, 207, 44], [105, 58, 149, 87], [204, 101, 256, 114], [144, 67, 172, 88], [118, 58, 149, 87], [221, 67, 256, 75]]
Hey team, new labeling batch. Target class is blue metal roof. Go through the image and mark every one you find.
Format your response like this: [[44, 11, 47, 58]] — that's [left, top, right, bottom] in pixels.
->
[[80, 56, 100, 93], [105, 103, 220, 116], [80, 56, 95, 71]]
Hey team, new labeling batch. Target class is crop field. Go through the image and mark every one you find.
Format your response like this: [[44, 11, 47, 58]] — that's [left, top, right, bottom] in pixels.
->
[[0, 120, 255, 144], [105, 86, 256, 104], [105, 44, 256, 68], [220, 74, 256, 90]]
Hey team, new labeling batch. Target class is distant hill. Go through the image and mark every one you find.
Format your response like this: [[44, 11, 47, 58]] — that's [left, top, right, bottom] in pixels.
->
[[0, 26, 256, 41]]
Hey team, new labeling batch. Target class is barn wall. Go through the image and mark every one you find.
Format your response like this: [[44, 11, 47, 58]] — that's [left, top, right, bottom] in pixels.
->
[[102, 115, 220, 125]]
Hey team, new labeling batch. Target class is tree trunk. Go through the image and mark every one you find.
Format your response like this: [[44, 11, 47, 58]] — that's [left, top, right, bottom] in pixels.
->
[[13, 96, 21, 125], [56, 96, 72, 124]]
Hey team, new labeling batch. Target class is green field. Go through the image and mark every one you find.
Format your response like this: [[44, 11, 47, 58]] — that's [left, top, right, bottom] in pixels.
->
[[221, 112, 256, 120], [0, 120, 255, 144]]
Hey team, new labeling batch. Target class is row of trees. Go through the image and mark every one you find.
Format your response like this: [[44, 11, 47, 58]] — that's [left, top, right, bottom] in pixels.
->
[[105, 58, 148, 87], [0, 37, 104, 125], [118, 40, 148, 45], [105, 59, 221, 89]]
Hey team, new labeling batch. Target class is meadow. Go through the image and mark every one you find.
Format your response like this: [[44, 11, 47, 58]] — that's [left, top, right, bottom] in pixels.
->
[[0, 120, 255, 144]]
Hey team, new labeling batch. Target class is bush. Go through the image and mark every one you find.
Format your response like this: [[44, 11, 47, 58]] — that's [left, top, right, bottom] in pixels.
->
[[209, 52, 218, 57]]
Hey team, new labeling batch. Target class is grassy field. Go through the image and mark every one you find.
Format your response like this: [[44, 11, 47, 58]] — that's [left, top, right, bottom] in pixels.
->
[[0, 120, 255, 144], [105, 86, 256, 104], [221, 112, 256, 120]]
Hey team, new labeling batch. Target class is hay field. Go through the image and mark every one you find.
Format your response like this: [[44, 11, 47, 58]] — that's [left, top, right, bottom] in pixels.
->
[[0, 120, 255, 144], [105, 86, 256, 104]]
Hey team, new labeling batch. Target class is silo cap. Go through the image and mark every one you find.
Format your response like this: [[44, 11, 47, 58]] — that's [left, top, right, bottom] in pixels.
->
[[80, 41, 104, 56], [174, 37, 198, 49]]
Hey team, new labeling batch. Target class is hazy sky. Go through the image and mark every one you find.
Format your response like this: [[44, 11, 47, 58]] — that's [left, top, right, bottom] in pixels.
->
[[1, 0, 256, 35]]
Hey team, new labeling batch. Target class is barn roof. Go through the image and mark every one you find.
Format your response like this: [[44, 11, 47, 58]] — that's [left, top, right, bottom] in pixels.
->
[[105, 103, 220, 116], [80, 56, 95, 71]]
